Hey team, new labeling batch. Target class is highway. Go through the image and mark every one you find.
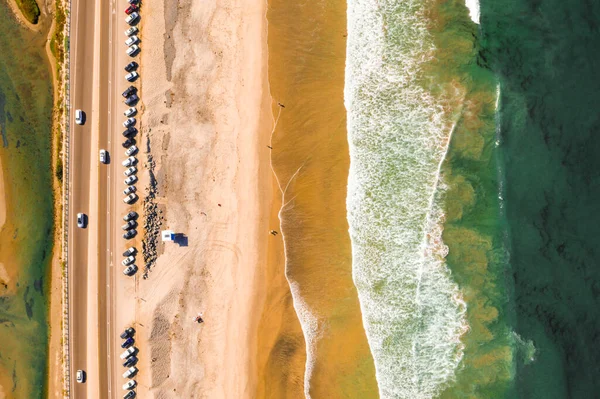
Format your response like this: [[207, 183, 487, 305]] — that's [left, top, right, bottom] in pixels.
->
[[69, 0, 139, 396]]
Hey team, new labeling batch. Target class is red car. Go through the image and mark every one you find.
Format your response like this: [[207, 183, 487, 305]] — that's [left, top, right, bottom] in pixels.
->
[[125, 4, 138, 14]]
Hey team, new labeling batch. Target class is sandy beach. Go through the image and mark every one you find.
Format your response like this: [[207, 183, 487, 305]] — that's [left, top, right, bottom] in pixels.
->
[[132, 0, 273, 395]]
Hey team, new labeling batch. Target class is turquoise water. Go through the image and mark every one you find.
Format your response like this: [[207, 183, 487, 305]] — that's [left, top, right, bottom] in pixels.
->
[[0, 1, 54, 397]]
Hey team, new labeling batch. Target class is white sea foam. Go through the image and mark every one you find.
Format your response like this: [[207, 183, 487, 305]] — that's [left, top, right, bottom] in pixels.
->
[[345, 0, 468, 397], [465, 0, 480, 24]]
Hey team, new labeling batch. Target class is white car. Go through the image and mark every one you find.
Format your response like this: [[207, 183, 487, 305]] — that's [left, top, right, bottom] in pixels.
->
[[124, 175, 138, 185], [76, 369, 86, 383], [125, 35, 139, 46], [123, 185, 137, 195], [123, 193, 138, 204], [125, 145, 138, 156], [123, 246, 136, 256], [99, 149, 107, 164], [124, 26, 138, 36], [124, 264, 138, 276], [77, 213, 86, 228], [125, 71, 139, 82], [124, 166, 137, 177], [123, 366, 138, 379], [122, 256, 135, 266], [125, 12, 139, 25], [123, 380, 137, 390], [124, 107, 137, 117], [120, 347, 136, 360], [122, 156, 136, 167], [75, 109, 84, 125], [126, 44, 139, 56], [123, 117, 136, 128]]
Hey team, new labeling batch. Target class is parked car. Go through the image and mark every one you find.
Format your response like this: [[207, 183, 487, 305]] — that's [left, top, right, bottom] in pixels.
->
[[123, 379, 137, 390], [125, 4, 138, 14], [123, 229, 137, 239], [128, 0, 139, 4], [125, 145, 138, 156], [123, 193, 138, 204], [120, 327, 136, 339], [99, 149, 108, 164], [122, 138, 136, 148], [120, 347, 137, 360], [122, 85, 136, 98], [122, 366, 138, 379], [124, 166, 137, 177], [124, 390, 136, 399], [123, 247, 137, 257], [123, 185, 137, 196], [124, 26, 139, 37], [121, 337, 134, 349], [122, 220, 137, 230], [76, 369, 86, 383], [122, 156, 137, 167], [125, 35, 139, 46], [123, 356, 138, 368], [125, 71, 139, 82], [123, 211, 138, 222], [123, 127, 137, 137], [125, 12, 140, 25], [126, 44, 140, 57], [124, 107, 137, 117], [125, 94, 139, 106], [123, 118, 136, 128], [124, 175, 138, 185], [77, 213, 87, 228], [122, 256, 135, 266], [123, 264, 138, 276], [75, 109, 85, 125]]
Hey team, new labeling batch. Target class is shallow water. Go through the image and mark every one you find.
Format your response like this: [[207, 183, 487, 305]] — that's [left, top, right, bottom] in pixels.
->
[[0, 1, 54, 397]]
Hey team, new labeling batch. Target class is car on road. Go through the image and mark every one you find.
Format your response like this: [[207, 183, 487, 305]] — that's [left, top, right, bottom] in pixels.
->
[[121, 337, 135, 349], [123, 356, 138, 368], [124, 390, 136, 399], [125, 94, 139, 106], [122, 256, 135, 266], [77, 213, 87, 228], [125, 145, 138, 156], [120, 326, 136, 339], [122, 156, 137, 167], [124, 26, 139, 37], [123, 211, 138, 222], [120, 346, 137, 360], [123, 264, 138, 276], [122, 220, 137, 230], [122, 85, 136, 98], [125, 35, 139, 46], [125, 71, 139, 82], [122, 366, 138, 379], [123, 127, 137, 137], [124, 166, 137, 177], [126, 44, 140, 57], [99, 149, 108, 164], [123, 379, 137, 390], [123, 193, 138, 204], [76, 369, 86, 383], [123, 185, 137, 196], [75, 109, 85, 125], [125, 12, 140, 25], [123, 247, 137, 257], [124, 107, 137, 117], [125, 4, 138, 14], [123, 118, 136, 128], [124, 175, 138, 185], [123, 229, 137, 239]]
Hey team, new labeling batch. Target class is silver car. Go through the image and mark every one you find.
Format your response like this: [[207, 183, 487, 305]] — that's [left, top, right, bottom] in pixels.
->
[[125, 145, 138, 156], [122, 366, 138, 379], [77, 213, 86, 228], [122, 220, 136, 230], [125, 12, 139, 25], [124, 264, 138, 276], [125, 35, 139, 46], [124, 175, 138, 185], [122, 256, 135, 266], [126, 44, 139, 56], [124, 26, 138, 36], [124, 107, 137, 117], [99, 149, 108, 164], [123, 185, 136, 195], [123, 193, 138, 204], [122, 156, 136, 167], [123, 117, 136, 128], [123, 380, 137, 390], [124, 166, 137, 177]]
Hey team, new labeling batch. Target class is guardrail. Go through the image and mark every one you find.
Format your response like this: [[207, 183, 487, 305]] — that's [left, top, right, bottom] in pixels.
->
[[61, 0, 72, 396]]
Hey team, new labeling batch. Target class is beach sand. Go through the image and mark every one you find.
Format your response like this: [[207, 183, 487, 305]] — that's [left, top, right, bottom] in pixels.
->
[[133, 0, 274, 396]]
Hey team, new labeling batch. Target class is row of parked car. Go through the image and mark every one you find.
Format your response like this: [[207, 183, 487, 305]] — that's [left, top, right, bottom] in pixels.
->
[[121, 3, 141, 398]]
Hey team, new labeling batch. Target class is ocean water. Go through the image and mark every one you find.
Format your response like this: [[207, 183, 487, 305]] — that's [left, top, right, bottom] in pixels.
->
[[0, 1, 54, 397], [481, 0, 600, 397]]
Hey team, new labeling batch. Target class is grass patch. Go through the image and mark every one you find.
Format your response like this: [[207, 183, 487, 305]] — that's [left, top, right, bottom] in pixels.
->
[[15, 0, 40, 24]]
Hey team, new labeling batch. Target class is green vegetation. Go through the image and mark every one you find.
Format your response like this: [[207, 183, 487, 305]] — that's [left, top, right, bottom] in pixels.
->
[[51, 0, 67, 185], [15, 0, 40, 24]]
